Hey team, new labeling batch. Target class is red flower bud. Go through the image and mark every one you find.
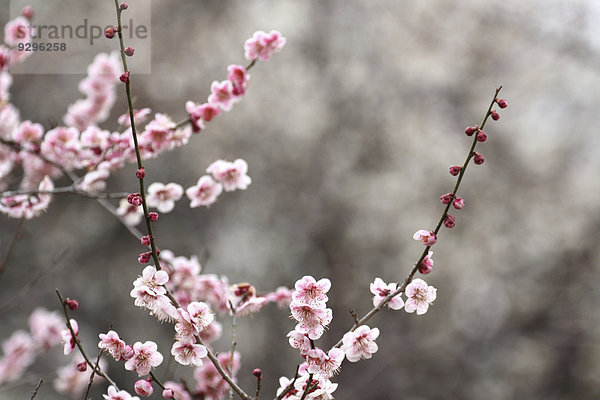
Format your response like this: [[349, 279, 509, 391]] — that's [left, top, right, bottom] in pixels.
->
[[476, 131, 487, 142], [464, 126, 478, 136], [125, 47, 135, 57], [136, 167, 145, 179], [105, 27, 115, 39], [496, 98, 508, 109], [119, 71, 130, 83], [490, 111, 500, 121], [473, 152, 485, 165], [148, 212, 159, 222]]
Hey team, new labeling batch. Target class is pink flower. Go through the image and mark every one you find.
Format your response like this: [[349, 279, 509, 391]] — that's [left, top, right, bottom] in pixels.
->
[[61, 319, 78, 355], [77, 168, 110, 193], [207, 80, 237, 111], [185, 102, 221, 132], [306, 347, 344, 378], [125, 341, 163, 376], [341, 325, 380, 362], [139, 114, 177, 154], [146, 182, 184, 213], [194, 352, 240, 398], [28, 308, 63, 350], [413, 229, 437, 246], [134, 379, 153, 397], [227, 64, 250, 96], [171, 340, 207, 366], [228, 283, 267, 316], [290, 304, 332, 340], [187, 301, 214, 330], [98, 330, 127, 361], [12, 120, 43, 145], [186, 175, 223, 207], [265, 286, 293, 308], [117, 198, 144, 226], [244, 30, 286, 61], [206, 159, 252, 192], [0, 330, 36, 382], [293, 275, 331, 307], [404, 278, 437, 315], [4, 17, 31, 47], [104, 385, 140, 400], [369, 278, 404, 310], [419, 251, 434, 274], [130, 266, 177, 322], [287, 329, 311, 356]]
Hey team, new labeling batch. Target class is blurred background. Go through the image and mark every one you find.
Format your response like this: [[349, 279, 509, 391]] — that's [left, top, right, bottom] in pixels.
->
[[1, 0, 600, 399]]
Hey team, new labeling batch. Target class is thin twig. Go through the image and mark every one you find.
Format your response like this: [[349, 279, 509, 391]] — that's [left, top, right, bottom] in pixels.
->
[[30, 379, 43, 400], [332, 87, 503, 349], [0, 186, 130, 200], [0, 218, 25, 276], [56, 290, 118, 388], [83, 349, 104, 400], [228, 301, 238, 400]]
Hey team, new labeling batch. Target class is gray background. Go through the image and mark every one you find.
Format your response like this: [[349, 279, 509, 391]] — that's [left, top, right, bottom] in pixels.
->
[[1, 0, 600, 399]]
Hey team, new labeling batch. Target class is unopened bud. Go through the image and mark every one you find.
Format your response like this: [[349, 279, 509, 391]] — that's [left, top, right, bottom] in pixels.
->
[[120, 3, 129, 10], [136, 167, 145, 179], [253, 368, 263, 378], [496, 98, 508, 108], [119, 70, 130, 83], [148, 212, 159, 222], [464, 126, 478, 136], [125, 47, 135, 57], [444, 214, 456, 228], [105, 27, 115, 39], [76, 362, 87, 372], [473, 152, 485, 165], [440, 193, 453, 205], [140, 235, 151, 246], [21, 6, 34, 20], [66, 298, 79, 311], [490, 111, 500, 121], [476, 131, 487, 142], [448, 165, 462, 176]]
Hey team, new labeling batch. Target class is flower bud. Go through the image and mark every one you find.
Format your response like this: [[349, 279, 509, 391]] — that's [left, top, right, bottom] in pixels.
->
[[253, 368, 263, 378], [120, 3, 129, 10], [464, 126, 478, 136], [162, 389, 175, 399], [76, 362, 87, 372], [473, 152, 485, 165], [138, 252, 151, 264], [449, 165, 462, 176], [490, 111, 500, 121], [125, 47, 135, 57], [476, 131, 487, 142], [66, 298, 79, 311], [496, 98, 508, 108], [122, 345, 134, 360], [105, 27, 115, 39], [119, 71, 130, 83], [440, 193, 453, 205], [136, 167, 145, 179], [444, 214, 455, 228], [135, 379, 153, 397], [21, 6, 34, 20], [453, 196, 465, 210], [140, 235, 151, 246], [148, 212, 159, 222]]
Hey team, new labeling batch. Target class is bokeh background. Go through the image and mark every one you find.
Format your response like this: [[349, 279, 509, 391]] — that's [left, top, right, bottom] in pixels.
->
[[2, 0, 600, 399]]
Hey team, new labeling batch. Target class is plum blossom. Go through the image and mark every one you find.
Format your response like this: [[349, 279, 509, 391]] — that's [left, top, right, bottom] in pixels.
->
[[98, 330, 127, 361], [369, 278, 404, 310], [118, 108, 152, 127], [419, 251, 434, 274], [146, 182, 184, 213], [293, 276, 331, 307], [228, 283, 267, 316], [0, 176, 55, 219], [185, 101, 220, 132], [265, 286, 293, 308], [206, 159, 251, 192], [139, 113, 177, 155], [77, 167, 110, 193], [60, 319, 78, 355], [28, 307, 63, 349], [131, 266, 176, 321], [404, 278, 437, 315], [104, 385, 140, 400], [207, 80, 237, 111], [287, 329, 311, 356], [306, 347, 344, 378], [125, 341, 163, 376], [0, 330, 36, 383], [413, 229, 437, 246], [341, 325, 380, 362], [171, 340, 207, 366], [244, 30, 286, 62], [186, 175, 223, 207], [293, 374, 338, 400], [227, 64, 250, 96], [290, 303, 332, 340], [187, 301, 215, 329]]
